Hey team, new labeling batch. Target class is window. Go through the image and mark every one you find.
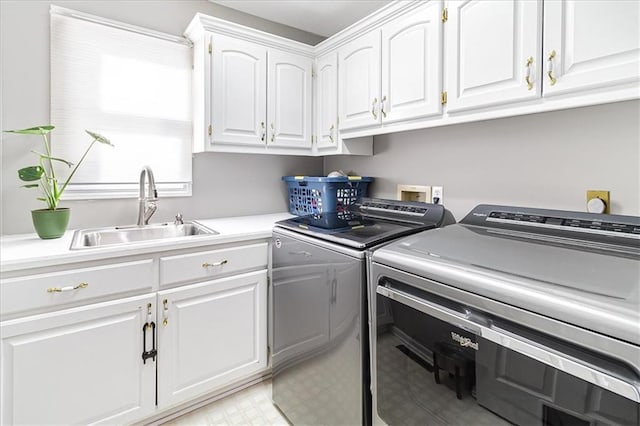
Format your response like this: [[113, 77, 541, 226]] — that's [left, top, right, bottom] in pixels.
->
[[50, 6, 193, 199]]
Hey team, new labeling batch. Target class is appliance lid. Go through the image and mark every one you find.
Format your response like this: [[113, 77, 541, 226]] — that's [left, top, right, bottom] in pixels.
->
[[372, 205, 640, 345], [275, 198, 453, 249]]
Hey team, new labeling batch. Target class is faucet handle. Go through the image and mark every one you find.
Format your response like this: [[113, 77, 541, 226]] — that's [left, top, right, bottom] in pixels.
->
[[174, 213, 184, 225]]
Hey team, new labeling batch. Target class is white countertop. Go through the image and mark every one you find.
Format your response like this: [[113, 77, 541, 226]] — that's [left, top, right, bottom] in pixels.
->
[[1, 212, 293, 273]]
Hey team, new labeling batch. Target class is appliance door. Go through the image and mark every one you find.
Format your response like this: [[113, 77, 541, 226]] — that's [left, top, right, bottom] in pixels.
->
[[370, 266, 640, 426], [271, 230, 367, 425]]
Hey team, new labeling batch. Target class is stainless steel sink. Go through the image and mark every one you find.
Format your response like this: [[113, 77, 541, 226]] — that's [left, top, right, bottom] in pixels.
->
[[70, 222, 217, 249]]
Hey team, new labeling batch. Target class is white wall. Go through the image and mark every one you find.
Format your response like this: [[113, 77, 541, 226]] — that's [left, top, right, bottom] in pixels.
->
[[325, 100, 640, 221], [0, 1, 323, 235]]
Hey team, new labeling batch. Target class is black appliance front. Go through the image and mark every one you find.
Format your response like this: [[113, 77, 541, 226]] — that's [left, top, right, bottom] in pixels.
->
[[271, 230, 370, 426], [373, 277, 640, 426]]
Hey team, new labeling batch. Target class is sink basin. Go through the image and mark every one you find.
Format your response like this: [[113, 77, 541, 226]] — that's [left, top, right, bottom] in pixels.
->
[[70, 222, 217, 250]]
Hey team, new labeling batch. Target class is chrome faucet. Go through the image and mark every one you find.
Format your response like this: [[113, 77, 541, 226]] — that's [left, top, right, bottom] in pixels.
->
[[137, 166, 158, 226]]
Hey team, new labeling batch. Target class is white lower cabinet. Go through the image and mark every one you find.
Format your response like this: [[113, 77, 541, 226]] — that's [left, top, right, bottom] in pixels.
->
[[0, 293, 156, 425], [1, 240, 270, 424], [156, 270, 268, 408]]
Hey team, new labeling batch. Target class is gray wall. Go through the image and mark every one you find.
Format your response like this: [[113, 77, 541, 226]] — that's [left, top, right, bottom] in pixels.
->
[[326, 100, 640, 221], [0, 1, 323, 235], [2, 1, 639, 235]]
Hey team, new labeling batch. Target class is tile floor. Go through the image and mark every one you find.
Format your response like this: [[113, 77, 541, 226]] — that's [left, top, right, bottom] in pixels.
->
[[164, 380, 290, 426]]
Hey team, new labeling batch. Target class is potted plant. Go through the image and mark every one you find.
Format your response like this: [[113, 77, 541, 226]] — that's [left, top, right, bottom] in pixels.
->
[[3, 125, 113, 239]]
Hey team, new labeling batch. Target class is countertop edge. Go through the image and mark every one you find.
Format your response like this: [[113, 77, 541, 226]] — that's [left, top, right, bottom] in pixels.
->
[[1, 212, 293, 273]]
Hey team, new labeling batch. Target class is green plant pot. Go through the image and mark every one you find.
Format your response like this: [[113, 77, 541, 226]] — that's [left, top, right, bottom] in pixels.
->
[[31, 208, 71, 239]]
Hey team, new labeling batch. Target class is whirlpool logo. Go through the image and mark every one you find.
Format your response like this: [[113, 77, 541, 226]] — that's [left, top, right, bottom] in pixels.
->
[[451, 332, 479, 350]]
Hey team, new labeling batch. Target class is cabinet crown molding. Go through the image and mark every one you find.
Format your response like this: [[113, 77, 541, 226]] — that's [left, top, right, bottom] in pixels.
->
[[313, 0, 428, 56], [185, 13, 314, 58]]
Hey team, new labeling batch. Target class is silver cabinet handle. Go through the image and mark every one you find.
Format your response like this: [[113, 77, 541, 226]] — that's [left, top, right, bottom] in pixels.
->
[[202, 259, 228, 268], [377, 285, 640, 402], [260, 122, 265, 141], [381, 95, 387, 118], [371, 98, 378, 120], [270, 122, 275, 144], [329, 124, 335, 143], [47, 282, 88, 293]]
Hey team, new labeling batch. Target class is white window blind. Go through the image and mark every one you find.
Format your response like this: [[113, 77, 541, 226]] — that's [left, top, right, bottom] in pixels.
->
[[50, 7, 193, 199]]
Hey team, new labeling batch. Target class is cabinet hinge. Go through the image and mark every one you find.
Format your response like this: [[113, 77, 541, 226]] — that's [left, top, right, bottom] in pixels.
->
[[441, 91, 448, 105], [208, 41, 212, 55], [208, 124, 212, 136], [442, 8, 448, 23]]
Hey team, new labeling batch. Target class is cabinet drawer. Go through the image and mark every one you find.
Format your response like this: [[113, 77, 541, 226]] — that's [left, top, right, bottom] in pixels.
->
[[160, 243, 268, 286], [0, 259, 154, 317]]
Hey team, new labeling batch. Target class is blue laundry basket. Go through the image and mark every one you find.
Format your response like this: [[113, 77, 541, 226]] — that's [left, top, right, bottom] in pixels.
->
[[283, 176, 373, 215]]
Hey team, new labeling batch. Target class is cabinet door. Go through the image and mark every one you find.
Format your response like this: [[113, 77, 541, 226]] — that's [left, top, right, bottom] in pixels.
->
[[543, 1, 640, 97], [157, 270, 267, 408], [338, 31, 382, 131], [445, 0, 543, 113], [316, 52, 338, 149], [211, 34, 267, 146], [267, 50, 313, 148], [381, 1, 443, 123], [0, 294, 156, 425]]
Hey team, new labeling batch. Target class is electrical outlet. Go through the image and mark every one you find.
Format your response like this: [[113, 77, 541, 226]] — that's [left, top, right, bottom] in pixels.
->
[[586, 190, 610, 214], [432, 186, 443, 205]]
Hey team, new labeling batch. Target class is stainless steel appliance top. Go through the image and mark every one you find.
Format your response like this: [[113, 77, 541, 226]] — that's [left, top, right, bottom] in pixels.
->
[[275, 198, 455, 249], [371, 204, 640, 346]]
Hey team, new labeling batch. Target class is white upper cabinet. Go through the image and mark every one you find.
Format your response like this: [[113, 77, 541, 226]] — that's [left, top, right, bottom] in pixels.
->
[[445, 0, 543, 113], [381, 1, 443, 123], [338, 1, 443, 132], [267, 50, 313, 148], [211, 35, 267, 147], [185, 15, 315, 155], [543, 0, 640, 97], [316, 52, 338, 149], [338, 30, 382, 131], [315, 52, 374, 155], [187, 1, 638, 149]]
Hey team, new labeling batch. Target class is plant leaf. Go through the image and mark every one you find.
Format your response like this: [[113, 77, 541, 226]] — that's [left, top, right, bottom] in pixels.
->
[[18, 166, 45, 181], [22, 184, 39, 188], [85, 130, 113, 146], [29, 151, 74, 167], [4, 125, 55, 135]]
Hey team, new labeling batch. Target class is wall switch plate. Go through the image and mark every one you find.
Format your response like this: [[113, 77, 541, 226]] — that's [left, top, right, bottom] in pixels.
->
[[432, 186, 443, 205], [586, 190, 610, 213]]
